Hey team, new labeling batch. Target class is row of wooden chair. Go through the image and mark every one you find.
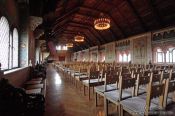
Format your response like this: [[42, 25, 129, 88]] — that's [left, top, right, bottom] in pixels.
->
[[54, 62, 175, 115]]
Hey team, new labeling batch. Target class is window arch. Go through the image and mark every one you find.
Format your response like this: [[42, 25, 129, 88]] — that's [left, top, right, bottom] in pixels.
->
[[155, 47, 175, 63], [118, 52, 131, 63], [0, 16, 10, 70], [12, 28, 19, 67], [0, 16, 19, 70]]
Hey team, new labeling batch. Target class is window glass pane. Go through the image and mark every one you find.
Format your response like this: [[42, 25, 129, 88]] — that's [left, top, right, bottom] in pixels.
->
[[123, 53, 127, 62], [9, 34, 12, 69], [157, 49, 162, 52], [56, 45, 61, 50], [166, 51, 169, 63], [173, 50, 175, 62], [169, 51, 172, 63], [157, 52, 164, 62], [119, 54, 122, 62], [13, 28, 18, 67], [128, 53, 131, 62], [62, 46, 67, 50], [0, 17, 9, 70]]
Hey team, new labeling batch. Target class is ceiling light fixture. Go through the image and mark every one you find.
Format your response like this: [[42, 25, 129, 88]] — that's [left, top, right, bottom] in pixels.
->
[[66, 43, 73, 47], [74, 33, 84, 42], [94, 13, 110, 30]]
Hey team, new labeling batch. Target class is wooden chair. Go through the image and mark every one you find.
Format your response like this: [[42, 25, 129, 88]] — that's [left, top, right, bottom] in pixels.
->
[[162, 78, 175, 108], [94, 72, 119, 106], [104, 75, 136, 116], [120, 82, 165, 116], [135, 73, 150, 96], [82, 70, 104, 100]]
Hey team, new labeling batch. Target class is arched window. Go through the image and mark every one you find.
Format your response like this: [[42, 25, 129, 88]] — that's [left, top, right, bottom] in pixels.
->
[[118, 52, 131, 62], [0, 16, 9, 70], [0, 16, 19, 70], [155, 47, 175, 63], [156, 48, 164, 63], [12, 28, 19, 68]]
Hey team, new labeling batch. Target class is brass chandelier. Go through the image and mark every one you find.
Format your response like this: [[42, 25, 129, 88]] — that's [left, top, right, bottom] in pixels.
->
[[94, 13, 110, 30], [74, 34, 84, 42], [66, 43, 73, 47]]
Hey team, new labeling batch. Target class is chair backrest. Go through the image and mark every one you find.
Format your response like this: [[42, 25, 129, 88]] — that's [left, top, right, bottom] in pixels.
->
[[163, 79, 175, 107], [151, 73, 162, 83], [104, 74, 119, 91], [170, 72, 175, 80], [121, 73, 132, 79], [135, 74, 150, 96], [121, 68, 130, 74], [80, 68, 88, 74], [89, 71, 100, 79], [145, 83, 165, 115], [105, 74, 119, 85], [160, 71, 171, 82], [119, 77, 136, 101]]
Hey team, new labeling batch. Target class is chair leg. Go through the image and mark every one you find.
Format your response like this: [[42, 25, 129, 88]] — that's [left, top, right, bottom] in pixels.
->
[[104, 97, 108, 116], [84, 85, 86, 96], [95, 92, 98, 106], [119, 104, 123, 116], [88, 86, 90, 100]]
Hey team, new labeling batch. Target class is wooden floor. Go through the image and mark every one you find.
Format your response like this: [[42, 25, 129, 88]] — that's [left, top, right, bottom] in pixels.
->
[[43, 64, 118, 116], [43, 64, 175, 116]]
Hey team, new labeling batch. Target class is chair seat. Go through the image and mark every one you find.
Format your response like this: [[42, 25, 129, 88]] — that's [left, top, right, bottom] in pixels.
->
[[95, 84, 117, 93], [26, 84, 44, 90], [121, 97, 159, 116], [31, 78, 43, 81], [104, 90, 132, 104], [26, 88, 42, 94], [138, 87, 147, 95], [82, 79, 104, 86], [25, 80, 42, 85], [71, 72, 81, 77], [75, 75, 89, 81]]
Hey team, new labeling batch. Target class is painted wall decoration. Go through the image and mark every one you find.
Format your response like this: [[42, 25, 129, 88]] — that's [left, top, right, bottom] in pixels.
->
[[132, 33, 152, 64], [133, 37, 147, 59], [105, 42, 115, 62], [20, 31, 29, 67], [90, 46, 98, 62]]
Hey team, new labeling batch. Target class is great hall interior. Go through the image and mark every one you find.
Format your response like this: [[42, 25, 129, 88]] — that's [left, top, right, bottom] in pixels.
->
[[0, 0, 175, 116]]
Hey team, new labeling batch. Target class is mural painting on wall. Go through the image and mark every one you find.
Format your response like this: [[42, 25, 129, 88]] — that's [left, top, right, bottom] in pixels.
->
[[106, 43, 115, 61], [20, 32, 28, 67], [133, 37, 147, 59], [91, 52, 97, 62]]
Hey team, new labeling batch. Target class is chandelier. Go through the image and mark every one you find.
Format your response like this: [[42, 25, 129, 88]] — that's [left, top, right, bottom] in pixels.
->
[[66, 43, 73, 47], [74, 34, 84, 42], [94, 13, 110, 30]]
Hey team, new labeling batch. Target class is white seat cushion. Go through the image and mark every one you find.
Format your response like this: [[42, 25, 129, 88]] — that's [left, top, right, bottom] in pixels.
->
[[82, 79, 103, 85], [95, 84, 117, 93], [121, 97, 159, 116], [104, 90, 132, 103]]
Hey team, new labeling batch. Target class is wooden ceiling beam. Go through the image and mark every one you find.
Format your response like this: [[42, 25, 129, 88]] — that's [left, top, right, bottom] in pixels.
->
[[126, 0, 148, 31], [59, 34, 89, 49], [147, 0, 165, 27], [54, 0, 84, 23], [62, 29, 94, 47], [66, 25, 101, 45], [70, 21, 109, 43], [78, 6, 125, 38], [55, 28, 94, 47], [65, 29, 95, 46], [72, 13, 118, 42], [68, 22, 105, 44]]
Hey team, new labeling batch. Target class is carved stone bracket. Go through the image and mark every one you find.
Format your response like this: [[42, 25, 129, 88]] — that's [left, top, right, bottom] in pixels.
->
[[29, 16, 43, 31]]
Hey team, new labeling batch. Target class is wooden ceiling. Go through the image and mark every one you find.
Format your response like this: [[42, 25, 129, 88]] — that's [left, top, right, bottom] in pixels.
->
[[30, 0, 175, 51]]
